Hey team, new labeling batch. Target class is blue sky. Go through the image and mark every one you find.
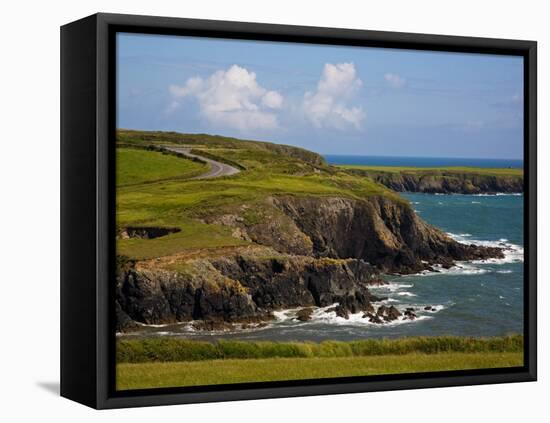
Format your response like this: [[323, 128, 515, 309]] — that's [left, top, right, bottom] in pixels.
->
[[117, 33, 524, 159]]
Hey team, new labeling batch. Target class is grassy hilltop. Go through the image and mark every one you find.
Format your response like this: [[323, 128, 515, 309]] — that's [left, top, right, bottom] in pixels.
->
[[116, 129, 397, 261]]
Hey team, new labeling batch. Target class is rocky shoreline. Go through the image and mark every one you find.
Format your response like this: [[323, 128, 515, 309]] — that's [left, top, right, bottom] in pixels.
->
[[345, 169, 523, 194], [116, 194, 504, 332]]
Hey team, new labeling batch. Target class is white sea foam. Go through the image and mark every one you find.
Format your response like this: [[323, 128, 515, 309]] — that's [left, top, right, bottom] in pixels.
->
[[448, 233, 472, 238], [270, 303, 443, 328], [447, 233, 524, 264], [370, 282, 414, 292], [397, 292, 417, 297], [312, 308, 432, 327], [418, 263, 489, 276], [273, 307, 302, 322], [384, 298, 400, 303], [497, 270, 513, 274], [472, 193, 523, 197], [135, 322, 172, 328]]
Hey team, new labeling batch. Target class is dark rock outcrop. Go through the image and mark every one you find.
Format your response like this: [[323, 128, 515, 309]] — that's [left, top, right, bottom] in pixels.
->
[[271, 196, 503, 274], [116, 252, 382, 331], [118, 226, 181, 240]]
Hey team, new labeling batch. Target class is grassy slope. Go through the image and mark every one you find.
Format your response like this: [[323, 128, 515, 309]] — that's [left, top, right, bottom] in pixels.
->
[[117, 148, 209, 186], [116, 130, 399, 260], [117, 352, 523, 390], [338, 164, 523, 177]]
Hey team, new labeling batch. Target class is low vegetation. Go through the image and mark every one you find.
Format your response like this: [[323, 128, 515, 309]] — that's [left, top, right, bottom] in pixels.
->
[[338, 164, 523, 177], [117, 352, 523, 390], [117, 335, 523, 363]]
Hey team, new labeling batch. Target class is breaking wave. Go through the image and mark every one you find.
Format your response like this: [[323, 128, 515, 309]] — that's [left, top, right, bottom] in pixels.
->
[[447, 232, 524, 265]]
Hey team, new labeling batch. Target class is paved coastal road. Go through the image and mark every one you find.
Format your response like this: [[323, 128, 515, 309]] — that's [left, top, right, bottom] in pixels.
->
[[164, 146, 241, 179]]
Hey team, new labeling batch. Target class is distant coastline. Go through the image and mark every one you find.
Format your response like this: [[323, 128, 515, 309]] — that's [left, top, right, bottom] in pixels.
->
[[324, 154, 524, 169]]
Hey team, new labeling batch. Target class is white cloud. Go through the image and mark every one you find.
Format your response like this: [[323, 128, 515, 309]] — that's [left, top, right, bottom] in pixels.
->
[[303, 63, 365, 129], [169, 65, 283, 131], [261, 91, 284, 109], [384, 73, 406, 88]]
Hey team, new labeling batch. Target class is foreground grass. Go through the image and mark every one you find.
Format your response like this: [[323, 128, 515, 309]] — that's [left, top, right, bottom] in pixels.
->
[[117, 335, 523, 363], [117, 352, 523, 390]]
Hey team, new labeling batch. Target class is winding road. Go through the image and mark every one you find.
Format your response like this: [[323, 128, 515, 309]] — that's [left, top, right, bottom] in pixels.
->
[[164, 146, 241, 179]]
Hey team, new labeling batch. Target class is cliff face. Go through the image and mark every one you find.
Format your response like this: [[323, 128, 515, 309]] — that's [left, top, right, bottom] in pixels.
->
[[116, 194, 504, 331], [347, 170, 523, 194], [268, 196, 502, 273], [116, 252, 381, 331]]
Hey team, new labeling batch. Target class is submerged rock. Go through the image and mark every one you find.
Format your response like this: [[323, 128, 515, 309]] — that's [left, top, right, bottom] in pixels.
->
[[296, 307, 314, 321]]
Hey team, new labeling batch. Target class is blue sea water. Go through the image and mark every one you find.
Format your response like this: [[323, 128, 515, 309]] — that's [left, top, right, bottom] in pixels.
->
[[324, 154, 523, 169]]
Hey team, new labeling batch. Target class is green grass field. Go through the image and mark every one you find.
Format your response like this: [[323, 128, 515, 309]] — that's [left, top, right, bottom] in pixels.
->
[[117, 352, 523, 390], [116, 336, 523, 390], [117, 148, 209, 186], [338, 164, 523, 177], [116, 130, 399, 260]]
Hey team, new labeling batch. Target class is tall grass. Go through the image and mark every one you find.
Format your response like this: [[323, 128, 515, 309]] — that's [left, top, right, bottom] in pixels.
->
[[117, 335, 523, 363]]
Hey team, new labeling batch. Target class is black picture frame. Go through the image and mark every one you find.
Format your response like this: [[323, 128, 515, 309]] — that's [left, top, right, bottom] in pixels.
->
[[60, 12, 537, 409]]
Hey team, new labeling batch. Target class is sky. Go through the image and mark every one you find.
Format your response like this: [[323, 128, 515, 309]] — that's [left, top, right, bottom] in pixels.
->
[[117, 33, 524, 159]]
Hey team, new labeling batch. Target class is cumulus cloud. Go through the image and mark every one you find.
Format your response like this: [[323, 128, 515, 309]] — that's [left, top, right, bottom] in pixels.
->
[[303, 63, 365, 130], [384, 73, 406, 88], [169, 65, 283, 131], [261, 90, 284, 109]]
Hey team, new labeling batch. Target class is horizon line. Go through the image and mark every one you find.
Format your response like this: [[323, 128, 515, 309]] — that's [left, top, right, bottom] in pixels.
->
[[321, 153, 524, 161]]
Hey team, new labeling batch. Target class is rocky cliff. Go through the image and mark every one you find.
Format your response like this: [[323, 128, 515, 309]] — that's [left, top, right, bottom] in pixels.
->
[[346, 169, 523, 194], [209, 195, 503, 274], [116, 195, 503, 331], [116, 250, 382, 331]]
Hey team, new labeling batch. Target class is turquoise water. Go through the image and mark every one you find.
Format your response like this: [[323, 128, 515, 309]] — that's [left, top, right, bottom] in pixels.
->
[[136, 193, 524, 341], [324, 154, 523, 168]]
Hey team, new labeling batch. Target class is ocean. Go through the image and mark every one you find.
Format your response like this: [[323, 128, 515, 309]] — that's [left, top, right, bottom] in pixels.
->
[[127, 157, 524, 342], [324, 154, 524, 169]]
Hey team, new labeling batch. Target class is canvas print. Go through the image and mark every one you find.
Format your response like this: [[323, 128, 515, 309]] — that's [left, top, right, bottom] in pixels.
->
[[115, 33, 525, 391]]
